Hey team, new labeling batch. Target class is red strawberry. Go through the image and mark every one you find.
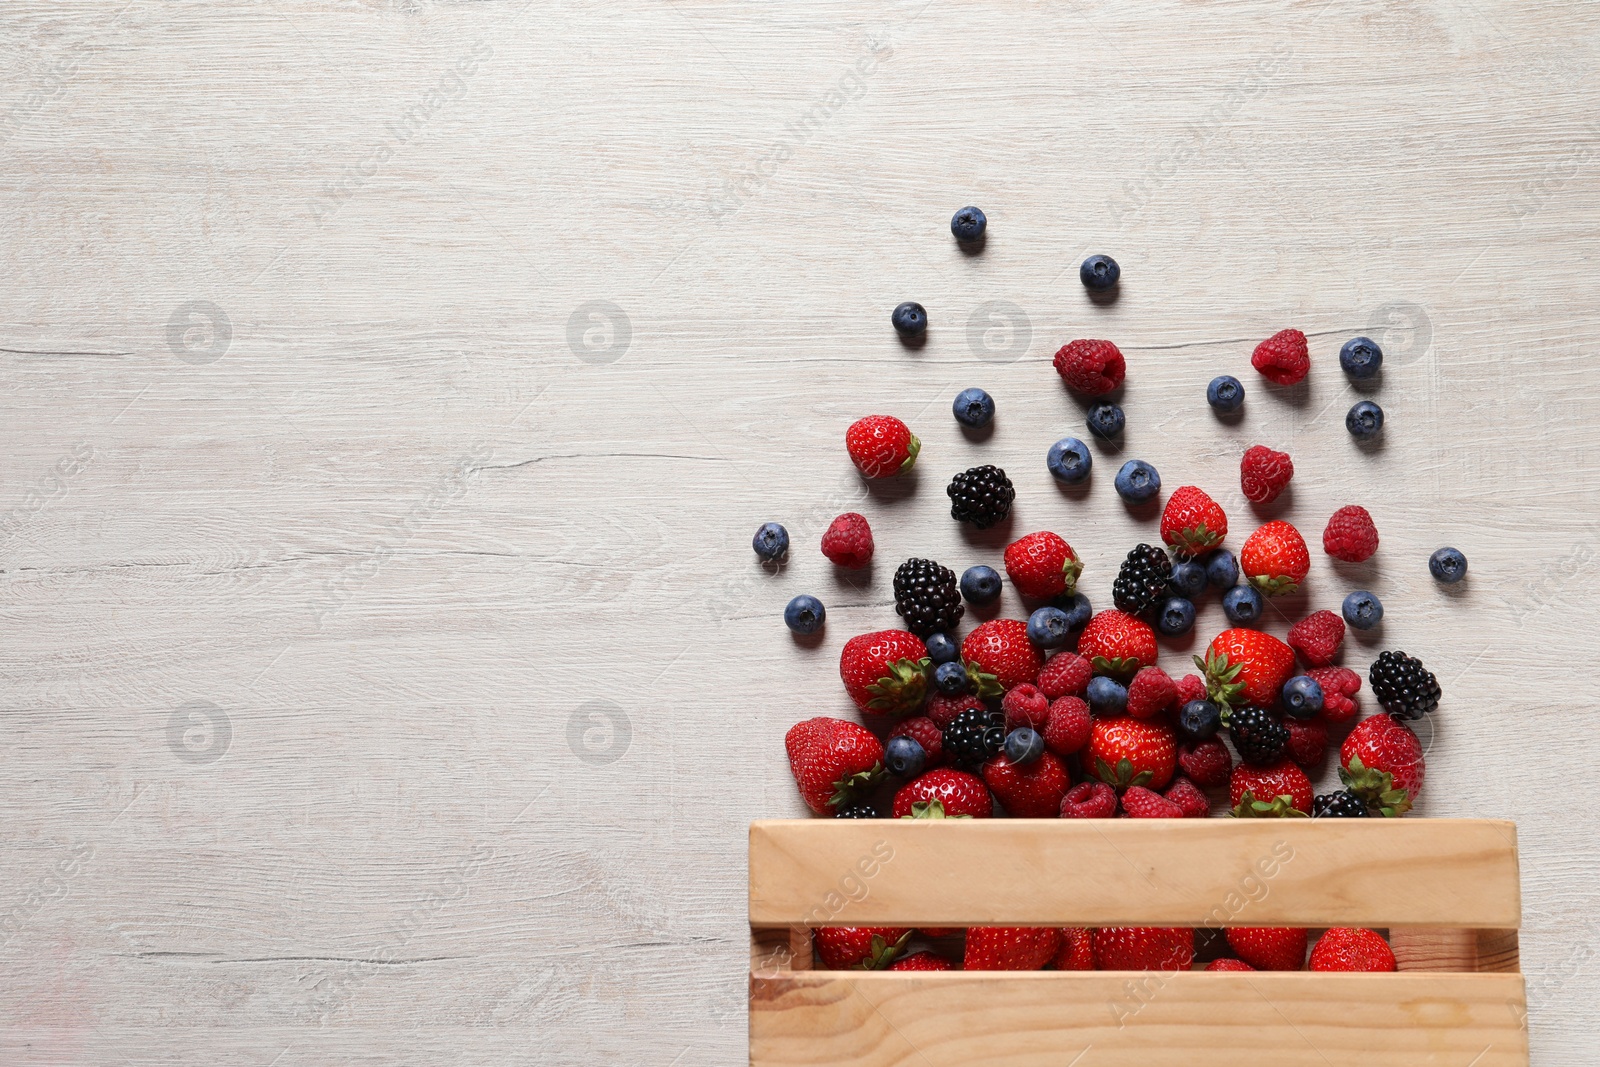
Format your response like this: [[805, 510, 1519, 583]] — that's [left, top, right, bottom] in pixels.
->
[[1288, 611, 1344, 667], [888, 716, 946, 768], [983, 751, 1070, 818], [1093, 927, 1195, 971], [892, 768, 992, 819], [1053, 929, 1095, 971], [786, 717, 885, 814], [1160, 486, 1229, 554], [965, 927, 1062, 971], [820, 512, 874, 569], [839, 630, 929, 715], [962, 620, 1043, 692], [1206, 958, 1256, 972], [1088, 717, 1177, 790], [888, 950, 952, 972], [1004, 532, 1083, 600], [1309, 928, 1396, 972], [816, 927, 912, 969], [1126, 666, 1177, 719], [845, 415, 919, 478], [1060, 780, 1117, 818], [1043, 696, 1092, 756], [1250, 328, 1310, 385], [1001, 683, 1050, 731], [925, 692, 986, 729], [1284, 718, 1328, 767], [1226, 927, 1307, 971], [1077, 610, 1159, 677], [1240, 521, 1310, 596], [1197, 628, 1295, 709], [1178, 738, 1232, 788], [1037, 652, 1092, 698], [1229, 758, 1313, 817], [1052, 339, 1126, 396], [1308, 666, 1361, 723], [1122, 785, 1183, 818], [1340, 714, 1424, 813], [1163, 776, 1211, 818], [1175, 673, 1207, 705], [1240, 445, 1294, 504], [1322, 505, 1379, 563]]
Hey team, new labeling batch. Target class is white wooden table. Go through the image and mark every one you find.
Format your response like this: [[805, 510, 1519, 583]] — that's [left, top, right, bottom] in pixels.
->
[[2, 1, 1596, 1063]]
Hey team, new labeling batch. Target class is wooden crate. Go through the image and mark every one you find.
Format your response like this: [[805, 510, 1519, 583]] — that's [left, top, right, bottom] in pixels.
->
[[749, 819, 1527, 1066]]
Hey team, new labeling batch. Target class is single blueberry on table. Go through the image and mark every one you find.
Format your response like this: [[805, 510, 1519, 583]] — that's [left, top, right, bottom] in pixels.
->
[[1342, 590, 1384, 630], [1169, 561, 1207, 599], [934, 660, 970, 695], [1429, 547, 1468, 584], [1347, 400, 1384, 439], [961, 565, 1002, 604], [884, 736, 927, 778], [1004, 727, 1044, 766], [1281, 676, 1325, 719], [1087, 676, 1128, 715], [1027, 606, 1072, 650], [924, 632, 960, 664], [1079, 254, 1121, 291], [1047, 436, 1093, 484], [753, 522, 789, 561], [1339, 336, 1383, 380], [1177, 699, 1222, 741], [952, 387, 995, 428], [1086, 403, 1125, 441], [1207, 375, 1244, 413], [1114, 459, 1161, 504], [1057, 592, 1093, 631], [891, 301, 927, 336], [950, 205, 987, 242], [1205, 549, 1239, 591], [1156, 596, 1196, 636], [1222, 585, 1264, 626], [783, 594, 825, 635]]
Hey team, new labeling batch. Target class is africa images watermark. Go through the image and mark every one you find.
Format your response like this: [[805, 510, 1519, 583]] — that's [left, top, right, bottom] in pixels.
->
[[753, 838, 897, 976], [0, 442, 94, 545], [0, 842, 94, 951]]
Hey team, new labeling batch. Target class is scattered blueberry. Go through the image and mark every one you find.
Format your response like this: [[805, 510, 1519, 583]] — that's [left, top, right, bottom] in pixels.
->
[[1177, 699, 1222, 741], [1047, 436, 1093, 484], [1086, 676, 1128, 715], [1027, 605, 1072, 649], [950, 205, 987, 242], [1169, 561, 1207, 599], [1342, 590, 1384, 630], [1205, 549, 1239, 591], [884, 736, 927, 778], [783, 594, 825, 635], [1156, 596, 1196, 636], [1057, 592, 1093, 631], [1222, 585, 1264, 626], [753, 522, 789, 561], [1339, 336, 1383, 380], [1079, 254, 1121, 291], [1429, 547, 1468, 584], [891, 301, 927, 336], [934, 660, 970, 696], [1086, 403, 1125, 440], [1281, 675, 1325, 719], [961, 565, 1003, 605], [1347, 400, 1384, 439], [1114, 460, 1161, 504], [925, 632, 960, 664], [1004, 727, 1044, 766], [952, 387, 995, 428], [1206, 375, 1244, 413]]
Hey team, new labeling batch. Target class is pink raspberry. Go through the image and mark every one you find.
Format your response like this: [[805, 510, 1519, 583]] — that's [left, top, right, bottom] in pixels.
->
[[1323, 505, 1379, 562], [1126, 666, 1177, 719], [1163, 776, 1211, 819], [888, 716, 945, 768], [925, 693, 984, 729], [1002, 683, 1050, 731], [1176, 673, 1207, 705], [820, 512, 874, 569], [1037, 652, 1092, 698], [1052, 339, 1126, 396], [1287, 610, 1345, 667], [1307, 666, 1361, 722], [1042, 696, 1091, 756], [1060, 780, 1117, 819], [1284, 718, 1328, 767], [1250, 328, 1310, 385], [1178, 738, 1232, 788], [1240, 445, 1293, 504], [1122, 785, 1184, 818]]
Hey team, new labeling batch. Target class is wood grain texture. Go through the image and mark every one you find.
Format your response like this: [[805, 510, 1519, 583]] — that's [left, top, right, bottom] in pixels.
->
[[2, 0, 1598, 1062]]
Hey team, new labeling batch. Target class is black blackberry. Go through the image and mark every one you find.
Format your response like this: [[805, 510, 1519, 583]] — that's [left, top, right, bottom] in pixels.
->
[[942, 707, 1005, 768], [946, 465, 1015, 529], [1312, 791, 1369, 819], [1368, 650, 1440, 720], [1112, 543, 1173, 614], [835, 804, 880, 819], [1228, 705, 1289, 765], [893, 558, 965, 638]]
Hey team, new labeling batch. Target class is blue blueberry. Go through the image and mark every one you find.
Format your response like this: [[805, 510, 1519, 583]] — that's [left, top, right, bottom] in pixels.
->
[[1222, 585, 1264, 626], [1047, 436, 1093, 484], [1205, 549, 1239, 591], [1339, 336, 1383, 380], [1206, 375, 1244, 413], [1177, 699, 1221, 741], [950, 205, 987, 242], [1086, 676, 1128, 715], [1057, 592, 1093, 631], [1281, 675, 1325, 719], [1429, 547, 1468, 584], [1347, 400, 1384, 439], [1004, 727, 1044, 766], [1169, 561, 1206, 599], [1079, 254, 1120, 291], [783, 594, 825, 635], [1086, 403, 1125, 440], [951, 387, 995, 428], [934, 660, 970, 695], [891, 301, 927, 336], [1155, 596, 1196, 636], [753, 522, 789, 561], [1114, 460, 1161, 504], [1342, 590, 1384, 630], [1027, 606, 1072, 650], [925, 632, 960, 664], [961, 565, 1002, 604], [884, 736, 926, 778]]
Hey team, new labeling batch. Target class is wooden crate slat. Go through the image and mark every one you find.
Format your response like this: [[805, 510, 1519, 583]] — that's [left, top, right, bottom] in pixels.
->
[[749, 971, 1530, 1067], [749, 819, 1520, 928]]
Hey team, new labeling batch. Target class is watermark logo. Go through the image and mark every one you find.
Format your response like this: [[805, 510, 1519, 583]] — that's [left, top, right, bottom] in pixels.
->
[[966, 301, 1032, 364], [567, 700, 632, 765], [1365, 301, 1433, 368], [166, 700, 232, 765], [566, 301, 631, 364], [167, 301, 232, 364]]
